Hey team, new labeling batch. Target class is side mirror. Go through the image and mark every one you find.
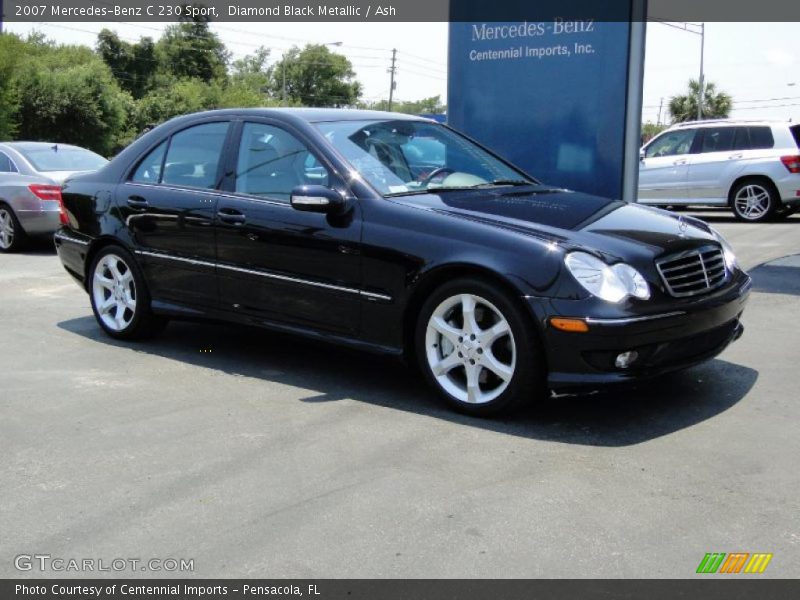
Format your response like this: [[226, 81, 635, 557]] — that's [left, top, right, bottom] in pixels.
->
[[290, 185, 349, 215], [639, 149, 646, 161]]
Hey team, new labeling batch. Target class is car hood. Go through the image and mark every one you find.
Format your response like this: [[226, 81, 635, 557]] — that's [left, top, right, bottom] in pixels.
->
[[399, 185, 717, 261]]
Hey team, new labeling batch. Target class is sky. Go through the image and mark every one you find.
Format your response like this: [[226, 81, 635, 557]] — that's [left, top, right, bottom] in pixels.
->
[[3, 20, 799, 122]]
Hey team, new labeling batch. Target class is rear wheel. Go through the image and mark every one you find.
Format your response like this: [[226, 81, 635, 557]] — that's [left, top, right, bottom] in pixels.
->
[[415, 278, 546, 416], [89, 245, 166, 340], [0, 204, 27, 252], [731, 179, 777, 222]]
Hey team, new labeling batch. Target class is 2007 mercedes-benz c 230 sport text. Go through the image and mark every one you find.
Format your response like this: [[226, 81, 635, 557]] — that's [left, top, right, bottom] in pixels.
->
[[54, 109, 751, 416]]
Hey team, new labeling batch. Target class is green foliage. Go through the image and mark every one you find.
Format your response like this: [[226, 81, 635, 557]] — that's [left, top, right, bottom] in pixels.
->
[[0, 34, 24, 139], [156, 20, 230, 84], [1, 29, 364, 153], [364, 95, 447, 115], [273, 44, 361, 107], [641, 122, 667, 143], [12, 38, 133, 156], [668, 79, 733, 123], [97, 29, 158, 100]]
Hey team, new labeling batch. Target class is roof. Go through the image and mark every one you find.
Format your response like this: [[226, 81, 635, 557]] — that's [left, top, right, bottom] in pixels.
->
[[671, 119, 791, 128], [172, 107, 429, 124], [0, 141, 87, 151]]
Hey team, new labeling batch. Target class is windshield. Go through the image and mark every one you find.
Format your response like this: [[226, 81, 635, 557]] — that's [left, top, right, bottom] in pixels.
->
[[315, 119, 533, 196], [19, 145, 108, 173]]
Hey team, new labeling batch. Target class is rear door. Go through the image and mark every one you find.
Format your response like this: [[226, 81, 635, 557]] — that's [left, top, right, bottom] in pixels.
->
[[684, 126, 737, 202], [117, 120, 233, 309], [638, 128, 697, 203]]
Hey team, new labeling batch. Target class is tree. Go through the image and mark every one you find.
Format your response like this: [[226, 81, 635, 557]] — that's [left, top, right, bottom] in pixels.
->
[[96, 29, 157, 100], [365, 95, 447, 115], [668, 79, 732, 123], [156, 18, 230, 84], [0, 34, 24, 139], [14, 43, 133, 156], [273, 44, 361, 107], [641, 122, 666, 144]]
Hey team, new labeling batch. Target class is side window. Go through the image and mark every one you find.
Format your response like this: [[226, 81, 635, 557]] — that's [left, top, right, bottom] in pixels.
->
[[747, 127, 774, 150], [645, 129, 696, 158], [733, 127, 751, 151], [131, 141, 167, 184], [700, 127, 735, 153], [162, 122, 229, 189], [0, 152, 16, 173], [235, 122, 330, 202]]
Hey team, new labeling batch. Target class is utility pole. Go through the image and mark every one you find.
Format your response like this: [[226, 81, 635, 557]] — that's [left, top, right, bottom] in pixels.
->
[[388, 48, 397, 111], [656, 97, 664, 126], [696, 22, 705, 121]]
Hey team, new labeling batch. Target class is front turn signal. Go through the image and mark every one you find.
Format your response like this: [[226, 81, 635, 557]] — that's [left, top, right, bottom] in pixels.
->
[[550, 317, 589, 333]]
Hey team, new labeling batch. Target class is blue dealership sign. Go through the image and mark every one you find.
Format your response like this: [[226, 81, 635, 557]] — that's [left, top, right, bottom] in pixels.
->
[[448, 1, 646, 200]]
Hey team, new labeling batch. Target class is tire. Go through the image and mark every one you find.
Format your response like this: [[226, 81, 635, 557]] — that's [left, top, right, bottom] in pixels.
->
[[88, 245, 166, 340], [730, 178, 778, 222], [414, 277, 546, 417], [0, 203, 27, 253]]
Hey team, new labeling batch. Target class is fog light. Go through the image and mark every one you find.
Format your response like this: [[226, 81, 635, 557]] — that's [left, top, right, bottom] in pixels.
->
[[615, 351, 639, 369]]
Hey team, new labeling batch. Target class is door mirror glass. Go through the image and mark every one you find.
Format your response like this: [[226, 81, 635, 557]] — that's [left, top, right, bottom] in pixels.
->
[[290, 185, 348, 214]]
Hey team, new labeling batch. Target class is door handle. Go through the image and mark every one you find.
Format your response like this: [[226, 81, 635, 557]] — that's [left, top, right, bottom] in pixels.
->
[[728, 153, 743, 160], [673, 159, 687, 166], [127, 195, 149, 208], [217, 208, 246, 225]]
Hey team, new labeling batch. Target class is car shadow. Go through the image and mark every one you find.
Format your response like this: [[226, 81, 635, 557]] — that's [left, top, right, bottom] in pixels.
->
[[57, 316, 758, 447], [17, 238, 57, 255], [748, 254, 800, 296]]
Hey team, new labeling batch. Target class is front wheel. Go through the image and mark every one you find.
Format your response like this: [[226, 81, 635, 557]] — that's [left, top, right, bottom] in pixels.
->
[[415, 278, 546, 416], [731, 179, 778, 222], [89, 246, 165, 340]]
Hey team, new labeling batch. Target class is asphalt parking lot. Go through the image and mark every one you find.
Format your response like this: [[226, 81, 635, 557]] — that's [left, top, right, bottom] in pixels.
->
[[1, 208, 799, 579]]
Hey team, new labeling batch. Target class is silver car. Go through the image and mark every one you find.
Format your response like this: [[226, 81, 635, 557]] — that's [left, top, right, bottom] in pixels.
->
[[638, 120, 800, 222], [0, 142, 108, 252]]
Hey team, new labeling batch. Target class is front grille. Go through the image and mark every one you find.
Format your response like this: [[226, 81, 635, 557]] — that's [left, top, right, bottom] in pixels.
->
[[656, 245, 728, 298]]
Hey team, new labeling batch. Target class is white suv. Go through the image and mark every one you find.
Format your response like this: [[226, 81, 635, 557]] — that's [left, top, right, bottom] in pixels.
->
[[638, 120, 800, 222]]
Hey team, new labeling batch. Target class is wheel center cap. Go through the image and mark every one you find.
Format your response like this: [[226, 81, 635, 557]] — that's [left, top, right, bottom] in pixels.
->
[[460, 339, 478, 359]]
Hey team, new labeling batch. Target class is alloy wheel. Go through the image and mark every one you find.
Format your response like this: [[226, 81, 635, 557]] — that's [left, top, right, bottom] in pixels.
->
[[425, 293, 517, 405], [92, 253, 137, 332], [0, 208, 14, 250], [734, 184, 771, 221]]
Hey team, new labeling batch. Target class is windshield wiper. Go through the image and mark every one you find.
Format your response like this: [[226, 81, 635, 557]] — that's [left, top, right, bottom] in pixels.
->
[[470, 179, 533, 188]]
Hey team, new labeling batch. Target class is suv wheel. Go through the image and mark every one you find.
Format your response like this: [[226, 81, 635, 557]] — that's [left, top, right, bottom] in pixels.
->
[[731, 179, 778, 222], [415, 278, 546, 416], [89, 246, 166, 340]]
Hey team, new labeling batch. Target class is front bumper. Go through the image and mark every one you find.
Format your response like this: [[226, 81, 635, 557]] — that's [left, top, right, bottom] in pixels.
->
[[531, 273, 752, 391]]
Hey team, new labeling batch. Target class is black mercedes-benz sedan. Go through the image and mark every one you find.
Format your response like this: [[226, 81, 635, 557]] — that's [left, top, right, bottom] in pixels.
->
[[54, 108, 751, 416]]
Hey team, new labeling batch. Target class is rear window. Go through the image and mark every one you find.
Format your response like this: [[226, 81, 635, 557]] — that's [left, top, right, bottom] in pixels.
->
[[791, 125, 800, 149], [19, 146, 108, 172]]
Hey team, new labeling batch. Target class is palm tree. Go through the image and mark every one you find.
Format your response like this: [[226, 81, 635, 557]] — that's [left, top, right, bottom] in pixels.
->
[[668, 79, 733, 123]]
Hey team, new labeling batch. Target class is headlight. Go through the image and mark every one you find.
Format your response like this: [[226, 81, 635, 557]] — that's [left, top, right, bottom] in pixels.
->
[[710, 227, 737, 271], [564, 251, 651, 303]]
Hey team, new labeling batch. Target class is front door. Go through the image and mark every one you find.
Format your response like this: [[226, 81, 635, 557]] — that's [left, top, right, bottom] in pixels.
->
[[638, 128, 697, 203], [214, 120, 362, 334]]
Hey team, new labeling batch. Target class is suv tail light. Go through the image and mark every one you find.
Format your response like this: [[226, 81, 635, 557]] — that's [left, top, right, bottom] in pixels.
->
[[780, 155, 800, 173], [28, 184, 68, 225]]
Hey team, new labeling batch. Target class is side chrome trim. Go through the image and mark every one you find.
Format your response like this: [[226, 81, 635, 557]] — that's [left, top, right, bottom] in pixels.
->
[[54, 231, 90, 246], [584, 311, 686, 326], [134, 250, 392, 302]]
